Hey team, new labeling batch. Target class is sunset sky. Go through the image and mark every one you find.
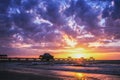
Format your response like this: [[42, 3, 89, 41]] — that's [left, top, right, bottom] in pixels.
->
[[0, 0, 120, 60]]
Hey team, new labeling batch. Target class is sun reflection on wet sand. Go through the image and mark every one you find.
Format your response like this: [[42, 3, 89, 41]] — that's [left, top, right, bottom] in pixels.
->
[[53, 70, 120, 80], [75, 73, 120, 80], [75, 73, 86, 80]]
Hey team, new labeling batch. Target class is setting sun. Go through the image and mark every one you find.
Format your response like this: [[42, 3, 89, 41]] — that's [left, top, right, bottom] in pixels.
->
[[70, 53, 85, 58]]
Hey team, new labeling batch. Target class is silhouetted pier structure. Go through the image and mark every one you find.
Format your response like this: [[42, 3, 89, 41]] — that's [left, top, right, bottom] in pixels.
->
[[0, 54, 8, 59], [0, 57, 82, 62], [0, 53, 95, 65]]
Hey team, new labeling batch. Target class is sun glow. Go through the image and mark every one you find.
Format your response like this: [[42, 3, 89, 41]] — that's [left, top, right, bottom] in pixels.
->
[[71, 53, 85, 58], [63, 33, 77, 47]]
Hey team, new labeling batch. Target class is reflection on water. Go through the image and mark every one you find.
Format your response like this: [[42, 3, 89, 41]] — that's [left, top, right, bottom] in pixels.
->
[[75, 73, 101, 80], [53, 70, 120, 80], [1, 63, 120, 80], [75, 73, 86, 80], [75, 73, 120, 80]]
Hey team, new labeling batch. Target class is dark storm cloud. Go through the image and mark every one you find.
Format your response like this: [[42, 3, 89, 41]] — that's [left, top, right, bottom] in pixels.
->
[[0, 0, 11, 13], [21, 0, 39, 10], [36, 0, 66, 25], [112, 0, 120, 19], [77, 0, 98, 23], [102, 0, 120, 19], [13, 13, 34, 31], [0, 15, 11, 37], [65, 0, 100, 35], [59, 0, 102, 38], [45, 0, 65, 25], [102, 0, 120, 39]]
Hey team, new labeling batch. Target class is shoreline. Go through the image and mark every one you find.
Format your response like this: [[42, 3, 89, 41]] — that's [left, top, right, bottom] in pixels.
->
[[1, 69, 120, 80], [0, 62, 120, 80]]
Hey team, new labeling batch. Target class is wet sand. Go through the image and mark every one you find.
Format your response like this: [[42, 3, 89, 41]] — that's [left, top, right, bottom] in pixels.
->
[[1, 70, 120, 80], [0, 71, 61, 80], [0, 62, 120, 80]]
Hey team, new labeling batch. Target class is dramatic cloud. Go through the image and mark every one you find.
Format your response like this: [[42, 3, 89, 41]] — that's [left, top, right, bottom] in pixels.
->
[[0, 0, 120, 57]]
